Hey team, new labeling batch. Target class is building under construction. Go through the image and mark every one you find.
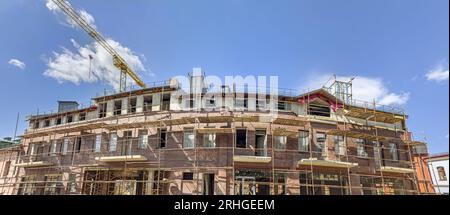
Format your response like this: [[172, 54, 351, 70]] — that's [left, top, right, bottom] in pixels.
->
[[0, 70, 425, 195]]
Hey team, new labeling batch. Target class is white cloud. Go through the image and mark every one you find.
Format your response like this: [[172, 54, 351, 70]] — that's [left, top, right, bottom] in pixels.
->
[[301, 73, 410, 106], [425, 64, 449, 82], [44, 0, 149, 90], [8, 59, 26, 69], [44, 38, 146, 90], [46, 0, 97, 29]]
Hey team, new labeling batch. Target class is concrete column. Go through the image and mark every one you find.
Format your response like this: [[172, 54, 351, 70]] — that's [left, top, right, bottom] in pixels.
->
[[136, 95, 144, 113], [225, 95, 234, 110], [50, 118, 56, 126], [248, 96, 256, 112], [170, 94, 181, 111], [106, 100, 114, 117], [87, 109, 99, 120], [121, 98, 128, 115], [152, 93, 161, 111]]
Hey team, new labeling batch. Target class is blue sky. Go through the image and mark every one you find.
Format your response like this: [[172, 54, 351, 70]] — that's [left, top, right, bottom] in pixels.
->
[[0, 0, 448, 153]]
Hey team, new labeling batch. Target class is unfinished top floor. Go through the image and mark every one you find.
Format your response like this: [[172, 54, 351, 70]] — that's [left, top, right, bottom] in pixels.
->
[[26, 75, 407, 133]]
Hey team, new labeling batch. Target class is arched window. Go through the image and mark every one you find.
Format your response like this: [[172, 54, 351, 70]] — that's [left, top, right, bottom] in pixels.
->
[[437, 166, 447, 181]]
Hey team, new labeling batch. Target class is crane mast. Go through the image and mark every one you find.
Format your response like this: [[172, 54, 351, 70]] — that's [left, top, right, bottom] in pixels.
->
[[51, 0, 146, 92]]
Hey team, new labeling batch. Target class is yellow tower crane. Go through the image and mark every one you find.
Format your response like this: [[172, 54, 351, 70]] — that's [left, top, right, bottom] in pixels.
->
[[51, 0, 146, 92]]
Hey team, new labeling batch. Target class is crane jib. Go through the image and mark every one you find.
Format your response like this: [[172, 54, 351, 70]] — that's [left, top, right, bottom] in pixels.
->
[[52, 0, 147, 90]]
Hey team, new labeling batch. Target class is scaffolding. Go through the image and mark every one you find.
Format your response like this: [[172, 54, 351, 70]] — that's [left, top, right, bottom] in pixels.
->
[[0, 82, 421, 195]]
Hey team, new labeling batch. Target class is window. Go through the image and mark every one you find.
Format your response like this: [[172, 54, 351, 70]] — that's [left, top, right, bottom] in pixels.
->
[[202, 173, 215, 195], [113, 100, 122, 115], [189, 99, 195, 109], [78, 112, 86, 121], [256, 97, 268, 110], [356, 139, 368, 158], [298, 131, 309, 151], [236, 129, 247, 148], [162, 93, 171, 111], [206, 97, 215, 108], [122, 131, 133, 156], [235, 98, 248, 110], [183, 129, 195, 148], [277, 101, 286, 110], [316, 133, 326, 142], [389, 143, 398, 161], [109, 133, 117, 152], [128, 97, 137, 113], [44, 175, 62, 195], [36, 144, 44, 157], [437, 166, 447, 181], [28, 144, 35, 155], [2, 161, 11, 177], [203, 133, 216, 148], [182, 172, 194, 180], [44, 120, 50, 127], [67, 115, 73, 123], [157, 128, 167, 148], [47, 142, 52, 155], [316, 132, 327, 156], [359, 176, 376, 195], [299, 172, 313, 195], [75, 137, 82, 153], [143, 95, 153, 112], [68, 174, 77, 193], [33, 121, 39, 129], [56, 118, 62, 125], [51, 140, 57, 156], [334, 135, 346, 156], [94, 134, 102, 153], [255, 130, 267, 157], [138, 130, 149, 149], [309, 104, 330, 117], [274, 136, 287, 150], [62, 138, 69, 155], [18, 176, 36, 195], [98, 103, 107, 118]]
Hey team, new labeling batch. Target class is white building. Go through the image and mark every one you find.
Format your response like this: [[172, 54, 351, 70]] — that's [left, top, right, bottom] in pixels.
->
[[426, 153, 449, 194]]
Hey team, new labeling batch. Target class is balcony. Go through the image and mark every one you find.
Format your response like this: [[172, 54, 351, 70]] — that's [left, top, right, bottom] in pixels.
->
[[298, 158, 358, 168], [15, 154, 55, 168], [234, 147, 272, 164], [377, 166, 414, 174], [94, 140, 148, 163], [94, 155, 147, 162], [233, 155, 272, 163], [14, 160, 54, 168], [342, 100, 406, 124], [297, 146, 358, 168]]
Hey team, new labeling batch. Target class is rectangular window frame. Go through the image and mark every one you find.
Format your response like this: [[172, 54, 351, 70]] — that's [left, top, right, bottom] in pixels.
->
[[94, 134, 102, 153], [389, 143, 399, 161], [203, 133, 216, 148], [236, 129, 247, 148], [62, 138, 69, 155], [274, 135, 287, 150], [356, 139, 368, 158], [109, 133, 118, 152], [298, 130, 309, 152], [138, 130, 149, 149], [183, 129, 195, 149], [334, 135, 346, 156], [157, 128, 167, 149], [182, 172, 194, 180]]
